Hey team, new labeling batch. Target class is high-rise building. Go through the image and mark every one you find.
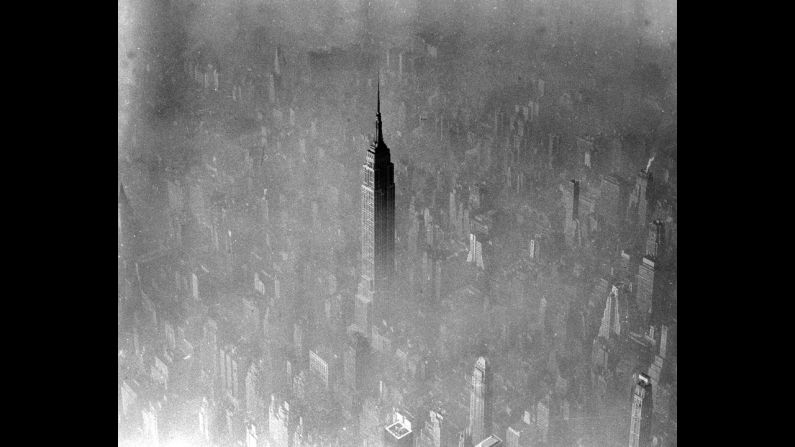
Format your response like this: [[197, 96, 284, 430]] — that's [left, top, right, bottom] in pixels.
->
[[645, 220, 664, 259], [648, 354, 664, 416], [344, 332, 370, 393], [421, 409, 449, 447], [357, 81, 396, 332], [636, 257, 657, 318], [505, 421, 536, 447], [599, 285, 624, 341], [629, 373, 653, 447], [536, 393, 550, 444], [467, 232, 485, 269], [219, 344, 245, 407], [142, 400, 161, 447], [268, 395, 291, 447], [628, 169, 653, 228], [309, 345, 338, 390], [245, 361, 260, 417], [593, 283, 630, 369], [619, 249, 636, 286], [468, 356, 493, 446]]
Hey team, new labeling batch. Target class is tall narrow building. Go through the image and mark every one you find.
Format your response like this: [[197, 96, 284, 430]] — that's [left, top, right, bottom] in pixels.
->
[[636, 256, 657, 320], [598, 285, 623, 341], [629, 373, 653, 447], [645, 220, 664, 259], [637, 170, 653, 228], [356, 80, 396, 332], [468, 356, 493, 446]]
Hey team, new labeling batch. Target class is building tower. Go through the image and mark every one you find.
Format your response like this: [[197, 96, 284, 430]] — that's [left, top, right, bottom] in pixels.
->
[[356, 80, 396, 332], [599, 285, 623, 341], [636, 256, 657, 320], [468, 356, 493, 446], [628, 168, 653, 229], [269, 395, 291, 447], [645, 220, 664, 259], [629, 372, 653, 447]]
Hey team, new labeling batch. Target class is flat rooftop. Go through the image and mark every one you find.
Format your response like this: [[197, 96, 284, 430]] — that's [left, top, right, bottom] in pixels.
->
[[385, 421, 411, 440], [474, 435, 503, 447]]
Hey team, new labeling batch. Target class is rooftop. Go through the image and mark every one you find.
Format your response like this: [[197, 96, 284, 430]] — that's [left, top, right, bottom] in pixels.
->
[[474, 435, 502, 447], [385, 421, 411, 440]]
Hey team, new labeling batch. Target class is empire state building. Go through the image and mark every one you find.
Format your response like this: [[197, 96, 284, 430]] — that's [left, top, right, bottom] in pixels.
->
[[355, 81, 395, 334]]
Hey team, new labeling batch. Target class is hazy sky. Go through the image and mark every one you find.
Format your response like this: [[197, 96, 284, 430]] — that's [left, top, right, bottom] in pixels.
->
[[118, 0, 676, 168]]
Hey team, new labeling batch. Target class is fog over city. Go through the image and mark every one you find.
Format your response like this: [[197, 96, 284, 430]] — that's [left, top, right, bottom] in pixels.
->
[[118, 1, 676, 447]]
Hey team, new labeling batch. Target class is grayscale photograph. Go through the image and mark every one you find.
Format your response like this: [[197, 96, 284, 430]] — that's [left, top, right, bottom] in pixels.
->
[[118, 1, 676, 446]]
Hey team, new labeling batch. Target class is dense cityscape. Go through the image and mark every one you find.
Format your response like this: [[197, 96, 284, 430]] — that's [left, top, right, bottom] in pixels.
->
[[118, 1, 677, 446]]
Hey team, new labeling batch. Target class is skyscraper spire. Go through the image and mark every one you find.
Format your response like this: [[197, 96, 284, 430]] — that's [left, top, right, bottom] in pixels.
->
[[375, 76, 383, 144], [358, 71, 395, 332]]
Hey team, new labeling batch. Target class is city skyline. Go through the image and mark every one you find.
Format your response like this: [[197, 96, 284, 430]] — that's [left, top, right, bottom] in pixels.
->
[[119, 1, 677, 446]]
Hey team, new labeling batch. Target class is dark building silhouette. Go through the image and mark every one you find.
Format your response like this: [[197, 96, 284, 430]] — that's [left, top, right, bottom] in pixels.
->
[[564, 179, 581, 248], [571, 179, 580, 220], [356, 81, 396, 332]]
